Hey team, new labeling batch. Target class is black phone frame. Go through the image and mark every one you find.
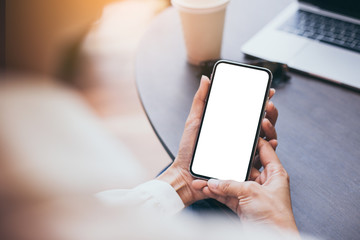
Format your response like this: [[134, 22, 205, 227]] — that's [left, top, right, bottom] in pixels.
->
[[189, 59, 273, 182]]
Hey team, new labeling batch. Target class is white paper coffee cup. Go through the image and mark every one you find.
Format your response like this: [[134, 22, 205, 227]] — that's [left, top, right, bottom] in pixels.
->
[[172, 0, 230, 65]]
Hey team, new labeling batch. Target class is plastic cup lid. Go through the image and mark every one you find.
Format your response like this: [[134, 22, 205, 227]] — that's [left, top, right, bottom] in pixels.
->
[[171, 0, 230, 14]]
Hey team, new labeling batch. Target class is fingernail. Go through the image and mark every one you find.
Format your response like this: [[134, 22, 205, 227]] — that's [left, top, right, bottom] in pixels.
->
[[208, 179, 219, 189], [201, 75, 210, 82], [271, 88, 276, 94], [268, 101, 274, 108]]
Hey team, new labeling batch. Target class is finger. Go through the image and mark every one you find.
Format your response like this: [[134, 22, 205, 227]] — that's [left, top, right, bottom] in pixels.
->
[[187, 76, 210, 120], [261, 89, 275, 123], [269, 88, 275, 100], [207, 179, 258, 198], [259, 129, 265, 138], [269, 139, 278, 150], [178, 76, 211, 153], [192, 179, 208, 190], [202, 187, 239, 213], [252, 154, 261, 170], [257, 138, 281, 168], [202, 186, 226, 202], [261, 118, 277, 140], [261, 94, 276, 137], [265, 101, 278, 126], [249, 167, 261, 181]]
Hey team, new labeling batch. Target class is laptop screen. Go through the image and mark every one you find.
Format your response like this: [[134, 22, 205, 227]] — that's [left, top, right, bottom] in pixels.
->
[[300, 0, 360, 20]]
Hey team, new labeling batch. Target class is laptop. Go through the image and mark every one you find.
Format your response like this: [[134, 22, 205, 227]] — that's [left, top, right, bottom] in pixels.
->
[[241, 0, 360, 91]]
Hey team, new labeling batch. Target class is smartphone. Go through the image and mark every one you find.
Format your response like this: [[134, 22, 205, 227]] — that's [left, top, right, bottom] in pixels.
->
[[190, 60, 272, 182]]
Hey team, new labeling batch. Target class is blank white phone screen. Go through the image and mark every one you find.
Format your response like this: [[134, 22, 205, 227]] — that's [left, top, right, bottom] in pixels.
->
[[191, 63, 270, 182]]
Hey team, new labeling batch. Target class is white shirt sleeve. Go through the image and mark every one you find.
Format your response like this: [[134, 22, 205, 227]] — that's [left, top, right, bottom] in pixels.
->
[[95, 180, 184, 215]]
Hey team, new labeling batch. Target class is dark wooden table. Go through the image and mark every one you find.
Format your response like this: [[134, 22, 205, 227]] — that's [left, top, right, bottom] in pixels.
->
[[136, 0, 360, 239]]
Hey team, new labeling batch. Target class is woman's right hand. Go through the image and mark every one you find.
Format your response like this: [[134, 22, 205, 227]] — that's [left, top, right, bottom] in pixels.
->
[[193, 138, 298, 233]]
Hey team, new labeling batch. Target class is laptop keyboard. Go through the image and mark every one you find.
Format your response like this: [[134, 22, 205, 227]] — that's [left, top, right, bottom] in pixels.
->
[[279, 10, 360, 53]]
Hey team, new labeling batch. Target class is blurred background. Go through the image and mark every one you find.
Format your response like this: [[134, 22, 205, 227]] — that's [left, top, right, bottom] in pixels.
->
[[0, 0, 173, 199]]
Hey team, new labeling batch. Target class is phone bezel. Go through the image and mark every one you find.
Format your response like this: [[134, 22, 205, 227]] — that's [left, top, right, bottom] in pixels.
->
[[189, 60, 273, 182]]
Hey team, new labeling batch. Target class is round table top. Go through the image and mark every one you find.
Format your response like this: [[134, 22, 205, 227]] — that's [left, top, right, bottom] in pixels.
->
[[136, 0, 360, 239]]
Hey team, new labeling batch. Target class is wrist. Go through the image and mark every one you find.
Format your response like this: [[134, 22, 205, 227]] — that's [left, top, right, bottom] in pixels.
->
[[157, 164, 195, 207], [274, 212, 299, 234]]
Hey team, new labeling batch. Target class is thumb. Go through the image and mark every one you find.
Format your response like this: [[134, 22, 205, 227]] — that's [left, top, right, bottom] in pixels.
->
[[207, 179, 256, 198]]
